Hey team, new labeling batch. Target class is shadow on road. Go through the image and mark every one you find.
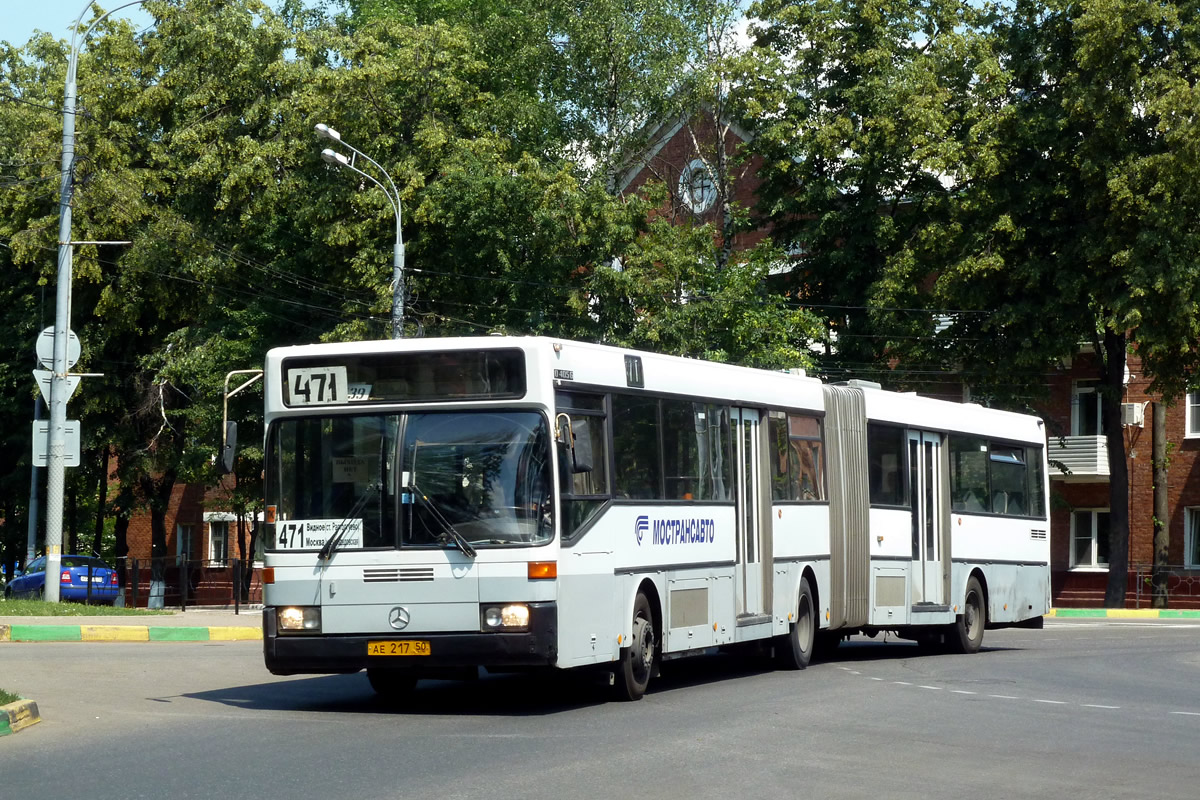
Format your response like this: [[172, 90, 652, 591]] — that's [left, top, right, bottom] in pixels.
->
[[182, 635, 1021, 716]]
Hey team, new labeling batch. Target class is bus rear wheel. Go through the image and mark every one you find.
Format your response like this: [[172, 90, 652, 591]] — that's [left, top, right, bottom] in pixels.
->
[[776, 577, 815, 670], [615, 592, 655, 701], [949, 576, 986, 654], [367, 668, 418, 700]]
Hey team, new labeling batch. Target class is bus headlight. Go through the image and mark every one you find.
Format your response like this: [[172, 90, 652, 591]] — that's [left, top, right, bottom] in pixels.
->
[[278, 606, 321, 633], [481, 603, 530, 631]]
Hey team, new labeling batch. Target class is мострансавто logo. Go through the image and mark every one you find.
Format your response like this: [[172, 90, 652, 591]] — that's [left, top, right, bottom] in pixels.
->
[[635, 515, 649, 545], [634, 515, 715, 546]]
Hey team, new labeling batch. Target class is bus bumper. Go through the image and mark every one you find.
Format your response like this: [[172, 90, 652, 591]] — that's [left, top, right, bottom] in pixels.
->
[[262, 602, 558, 675]]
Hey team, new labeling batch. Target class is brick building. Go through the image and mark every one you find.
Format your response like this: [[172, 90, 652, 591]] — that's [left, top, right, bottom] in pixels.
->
[[1048, 352, 1200, 608], [122, 477, 262, 607]]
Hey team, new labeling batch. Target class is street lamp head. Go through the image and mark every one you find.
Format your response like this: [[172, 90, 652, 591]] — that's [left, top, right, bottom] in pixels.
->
[[314, 123, 341, 142], [321, 148, 350, 167]]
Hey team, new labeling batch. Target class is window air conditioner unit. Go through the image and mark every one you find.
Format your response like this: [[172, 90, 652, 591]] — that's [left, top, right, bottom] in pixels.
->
[[1121, 402, 1144, 428]]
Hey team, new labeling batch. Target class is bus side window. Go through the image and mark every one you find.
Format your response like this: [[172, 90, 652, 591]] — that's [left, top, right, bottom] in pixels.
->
[[989, 444, 1027, 516], [868, 424, 906, 506], [612, 394, 662, 499], [555, 393, 609, 497], [950, 436, 989, 512], [556, 392, 611, 540]]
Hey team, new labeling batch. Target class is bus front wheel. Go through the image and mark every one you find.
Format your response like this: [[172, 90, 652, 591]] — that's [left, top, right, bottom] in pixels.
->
[[949, 576, 986, 654], [615, 592, 655, 701], [776, 576, 815, 670]]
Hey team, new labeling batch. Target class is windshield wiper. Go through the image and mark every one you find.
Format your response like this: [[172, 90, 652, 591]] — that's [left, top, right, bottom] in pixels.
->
[[409, 481, 477, 558], [318, 483, 378, 561]]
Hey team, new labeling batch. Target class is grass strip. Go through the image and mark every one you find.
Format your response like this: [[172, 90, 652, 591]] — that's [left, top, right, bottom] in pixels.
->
[[0, 598, 171, 617]]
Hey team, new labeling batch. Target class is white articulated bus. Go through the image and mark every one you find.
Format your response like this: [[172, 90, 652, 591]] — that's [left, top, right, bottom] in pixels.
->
[[260, 337, 1050, 700]]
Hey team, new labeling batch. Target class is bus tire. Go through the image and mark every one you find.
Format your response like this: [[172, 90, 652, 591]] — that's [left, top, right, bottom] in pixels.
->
[[615, 592, 655, 701], [367, 668, 418, 700], [776, 576, 815, 670], [949, 576, 986, 654]]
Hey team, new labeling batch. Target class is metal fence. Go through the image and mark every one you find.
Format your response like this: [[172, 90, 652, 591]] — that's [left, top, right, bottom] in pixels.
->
[[116, 557, 262, 613], [1131, 563, 1200, 609]]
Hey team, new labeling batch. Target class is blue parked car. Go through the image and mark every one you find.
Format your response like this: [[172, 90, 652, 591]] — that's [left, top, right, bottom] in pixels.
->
[[3, 555, 120, 604]]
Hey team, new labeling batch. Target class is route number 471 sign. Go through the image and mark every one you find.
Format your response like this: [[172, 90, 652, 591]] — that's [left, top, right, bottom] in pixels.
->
[[288, 366, 348, 405], [288, 366, 372, 405]]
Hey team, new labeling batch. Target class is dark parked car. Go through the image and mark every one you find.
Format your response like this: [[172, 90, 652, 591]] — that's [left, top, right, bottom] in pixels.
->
[[3, 555, 120, 604]]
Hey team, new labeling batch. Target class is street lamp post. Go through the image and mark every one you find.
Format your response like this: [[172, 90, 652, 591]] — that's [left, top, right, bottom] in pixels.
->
[[43, 0, 149, 602], [314, 124, 406, 339]]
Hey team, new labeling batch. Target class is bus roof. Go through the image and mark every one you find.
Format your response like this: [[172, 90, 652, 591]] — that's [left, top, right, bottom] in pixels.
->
[[265, 337, 1045, 442]]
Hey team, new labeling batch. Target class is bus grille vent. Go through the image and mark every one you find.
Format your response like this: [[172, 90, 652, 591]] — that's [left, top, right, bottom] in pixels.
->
[[363, 568, 435, 583], [1030, 529, 1047, 540]]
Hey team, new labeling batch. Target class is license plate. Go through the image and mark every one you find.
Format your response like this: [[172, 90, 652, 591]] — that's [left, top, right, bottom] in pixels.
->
[[90, 577, 106, 583], [367, 640, 431, 657]]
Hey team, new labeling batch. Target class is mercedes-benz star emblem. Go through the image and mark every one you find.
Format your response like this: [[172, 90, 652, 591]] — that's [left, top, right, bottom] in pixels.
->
[[388, 606, 411, 630]]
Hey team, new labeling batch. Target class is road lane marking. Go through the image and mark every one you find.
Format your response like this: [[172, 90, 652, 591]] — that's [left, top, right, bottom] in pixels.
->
[[1032, 699, 1067, 705], [1082, 704, 1120, 709]]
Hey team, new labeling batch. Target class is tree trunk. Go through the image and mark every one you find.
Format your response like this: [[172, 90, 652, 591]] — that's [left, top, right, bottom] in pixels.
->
[[112, 484, 134, 608], [139, 470, 177, 610], [1, 499, 15, 589], [1103, 329, 1130, 608], [1152, 401, 1169, 608], [92, 447, 109, 557], [68, 481, 78, 556]]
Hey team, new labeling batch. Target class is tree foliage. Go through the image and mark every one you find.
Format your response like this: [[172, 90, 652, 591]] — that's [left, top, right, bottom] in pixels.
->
[[741, 0, 1002, 382], [0, 0, 819, 570], [919, 0, 1200, 604]]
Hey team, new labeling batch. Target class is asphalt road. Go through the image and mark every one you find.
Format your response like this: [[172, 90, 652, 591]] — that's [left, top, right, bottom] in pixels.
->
[[2, 619, 1198, 799]]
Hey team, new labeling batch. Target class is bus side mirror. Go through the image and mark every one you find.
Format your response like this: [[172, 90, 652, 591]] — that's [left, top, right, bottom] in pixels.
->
[[555, 414, 594, 477], [569, 418, 593, 474], [221, 421, 238, 474]]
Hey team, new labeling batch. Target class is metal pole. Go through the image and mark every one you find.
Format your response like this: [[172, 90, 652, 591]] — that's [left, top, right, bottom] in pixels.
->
[[25, 393, 41, 566], [316, 126, 405, 338], [46, 1, 149, 602], [45, 15, 82, 602], [393, 221, 404, 340]]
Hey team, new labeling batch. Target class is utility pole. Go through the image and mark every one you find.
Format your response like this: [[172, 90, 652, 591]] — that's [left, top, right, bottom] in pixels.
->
[[44, 1, 146, 601]]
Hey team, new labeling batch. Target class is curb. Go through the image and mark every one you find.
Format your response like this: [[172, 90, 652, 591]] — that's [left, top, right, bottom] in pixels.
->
[[0, 699, 41, 736], [1047, 608, 1200, 619], [0, 624, 261, 643]]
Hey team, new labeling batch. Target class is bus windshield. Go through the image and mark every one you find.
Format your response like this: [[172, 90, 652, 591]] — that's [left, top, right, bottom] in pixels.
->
[[266, 411, 553, 551]]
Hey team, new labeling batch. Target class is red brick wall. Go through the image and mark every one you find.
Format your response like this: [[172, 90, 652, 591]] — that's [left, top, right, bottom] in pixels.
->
[[1043, 350, 1200, 605], [622, 117, 772, 254]]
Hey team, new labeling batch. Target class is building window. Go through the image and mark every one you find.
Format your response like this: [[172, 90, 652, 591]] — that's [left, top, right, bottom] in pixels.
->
[[209, 522, 229, 566], [1186, 391, 1200, 438], [678, 158, 717, 214], [1072, 380, 1109, 436], [175, 523, 197, 562], [1185, 508, 1200, 569], [1071, 510, 1110, 570]]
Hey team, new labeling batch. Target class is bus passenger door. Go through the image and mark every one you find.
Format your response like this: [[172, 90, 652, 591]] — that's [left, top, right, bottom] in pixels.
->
[[908, 431, 945, 606], [733, 408, 766, 620]]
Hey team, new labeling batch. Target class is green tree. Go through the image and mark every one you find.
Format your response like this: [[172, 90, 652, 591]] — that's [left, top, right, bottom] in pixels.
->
[[741, 0, 999, 382], [925, 0, 1200, 606]]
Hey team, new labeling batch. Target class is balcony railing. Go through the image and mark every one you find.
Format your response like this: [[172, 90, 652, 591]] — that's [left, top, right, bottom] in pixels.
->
[[1050, 435, 1110, 479]]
